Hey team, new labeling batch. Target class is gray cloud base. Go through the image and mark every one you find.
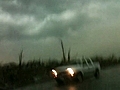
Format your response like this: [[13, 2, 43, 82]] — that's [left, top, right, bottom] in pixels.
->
[[0, 0, 120, 63]]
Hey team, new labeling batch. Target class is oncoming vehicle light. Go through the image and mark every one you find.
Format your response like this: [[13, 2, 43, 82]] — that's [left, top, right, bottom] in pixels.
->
[[52, 69, 57, 77], [67, 68, 74, 76]]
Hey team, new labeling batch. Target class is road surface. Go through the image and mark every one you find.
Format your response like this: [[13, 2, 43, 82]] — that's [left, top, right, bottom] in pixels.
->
[[16, 65, 120, 90]]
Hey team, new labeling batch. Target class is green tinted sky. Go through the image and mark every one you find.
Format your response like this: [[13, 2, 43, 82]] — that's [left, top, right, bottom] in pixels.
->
[[0, 0, 120, 63]]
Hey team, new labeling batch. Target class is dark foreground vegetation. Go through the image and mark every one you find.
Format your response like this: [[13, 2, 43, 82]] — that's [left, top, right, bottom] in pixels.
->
[[0, 55, 120, 89]]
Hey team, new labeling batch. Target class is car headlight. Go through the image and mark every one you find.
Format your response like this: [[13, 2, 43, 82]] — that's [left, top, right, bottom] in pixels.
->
[[66, 68, 74, 76], [52, 69, 57, 77]]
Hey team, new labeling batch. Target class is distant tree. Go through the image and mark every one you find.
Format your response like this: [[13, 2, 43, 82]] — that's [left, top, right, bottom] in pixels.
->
[[60, 39, 66, 63], [68, 48, 71, 62], [110, 54, 116, 61], [19, 50, 23, 70]]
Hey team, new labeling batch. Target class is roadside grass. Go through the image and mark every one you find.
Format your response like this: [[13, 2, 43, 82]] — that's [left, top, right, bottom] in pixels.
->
[[0, 55, 120, 89]]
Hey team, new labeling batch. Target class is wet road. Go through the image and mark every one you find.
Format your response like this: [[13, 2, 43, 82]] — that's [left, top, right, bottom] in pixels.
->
[[16, 65, 120, 90]]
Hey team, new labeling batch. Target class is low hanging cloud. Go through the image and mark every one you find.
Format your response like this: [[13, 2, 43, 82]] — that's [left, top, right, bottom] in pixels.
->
[[0, 0, 120, 63]]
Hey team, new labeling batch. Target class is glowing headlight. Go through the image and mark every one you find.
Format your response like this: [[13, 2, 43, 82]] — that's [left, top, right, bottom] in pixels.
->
[[67, 68, 74, 76], [52, 69, 57, 77]]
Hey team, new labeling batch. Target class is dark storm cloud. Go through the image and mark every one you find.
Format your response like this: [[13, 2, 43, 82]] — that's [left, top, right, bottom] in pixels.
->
[[0, 20, 29, 41], [0, 0, 120, 63], [0, 0, 120, 41], [38, 13, 90, 39], [0, 0, 67, 18], [5, 26, 25, 40], [18, 0, 64, 13], [0, 0, 91, 41]]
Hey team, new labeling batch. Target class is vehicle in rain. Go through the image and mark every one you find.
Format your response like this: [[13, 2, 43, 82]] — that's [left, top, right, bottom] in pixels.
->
[[51, 58, 101, 84]]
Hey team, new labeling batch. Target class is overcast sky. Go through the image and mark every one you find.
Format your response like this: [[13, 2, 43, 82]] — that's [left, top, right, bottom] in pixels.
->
[[0, 0, 120, 63]]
